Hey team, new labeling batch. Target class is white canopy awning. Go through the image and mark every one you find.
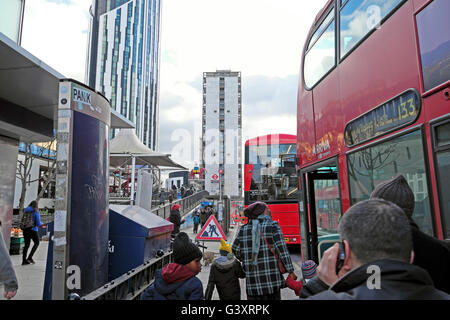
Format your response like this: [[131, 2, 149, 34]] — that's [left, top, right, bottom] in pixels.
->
[[109, 129, 186, 169]]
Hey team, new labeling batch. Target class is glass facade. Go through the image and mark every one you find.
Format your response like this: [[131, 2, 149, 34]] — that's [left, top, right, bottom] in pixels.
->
[[87, 0, 161, 150], [0, 0, 24, 44]]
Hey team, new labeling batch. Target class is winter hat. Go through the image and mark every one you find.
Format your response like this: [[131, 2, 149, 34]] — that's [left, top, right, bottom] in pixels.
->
[[370, 175, 415, 218], [171, 204, 181, 211], [244, 201, 268, 219], [301, 260, 317, 279], [173, 232, 202, 265], [219, 238, 232, 256]]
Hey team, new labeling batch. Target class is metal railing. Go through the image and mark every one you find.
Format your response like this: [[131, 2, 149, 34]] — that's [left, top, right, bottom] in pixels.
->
[[152, 190, 209, 219], [81, 251, 173, 300], [79, 190, 209, 300]]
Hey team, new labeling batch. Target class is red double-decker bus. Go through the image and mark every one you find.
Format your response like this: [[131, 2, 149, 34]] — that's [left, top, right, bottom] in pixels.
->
[[244, 134, 300, 244], [297, 0, 450, 262]]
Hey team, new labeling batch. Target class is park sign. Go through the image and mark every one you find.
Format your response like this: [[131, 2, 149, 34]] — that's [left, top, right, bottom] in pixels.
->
[[51, 79, 110, 300], [196, 215, 226, 241]]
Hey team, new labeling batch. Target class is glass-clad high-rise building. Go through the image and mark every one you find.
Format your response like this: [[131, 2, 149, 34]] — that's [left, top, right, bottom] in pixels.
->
[[86, 0, 161, 150], [0, 0, 25, 44]]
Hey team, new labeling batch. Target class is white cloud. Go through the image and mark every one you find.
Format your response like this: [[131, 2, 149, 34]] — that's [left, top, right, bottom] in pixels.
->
[[243, 114, 296, 143], [21, 0, 91, 82], [20, 0, 330, 169], [158, 0, 329, 168], [160, 0, 329, 83]]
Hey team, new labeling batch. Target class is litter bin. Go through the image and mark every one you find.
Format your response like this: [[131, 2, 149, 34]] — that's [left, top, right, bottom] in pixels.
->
[[108, 205, 173, 281]]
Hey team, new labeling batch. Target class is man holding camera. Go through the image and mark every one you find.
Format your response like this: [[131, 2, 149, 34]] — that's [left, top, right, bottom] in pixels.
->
[[300, 199, 449, 300]]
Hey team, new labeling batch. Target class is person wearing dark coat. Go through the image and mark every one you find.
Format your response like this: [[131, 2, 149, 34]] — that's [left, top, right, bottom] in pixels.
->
[[169, 204, 184, 237], [141, 232, 203, 300], [370, 175, 450, 294], [159, 190, 166, 205], [199, 207, 208, 228], [21, 201, 45, 265], [232, 201, 296, 300], [301, 259, 450, 300], [205, 239, 245, 300], [300, 199, 450, 300], [192, 211, 200, 234]]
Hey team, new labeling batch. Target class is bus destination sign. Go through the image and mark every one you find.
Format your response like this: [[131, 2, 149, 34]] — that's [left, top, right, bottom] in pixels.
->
[[344, 89, 421, 147]]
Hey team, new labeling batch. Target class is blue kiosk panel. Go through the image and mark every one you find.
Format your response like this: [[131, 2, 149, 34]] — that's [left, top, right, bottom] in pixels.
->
[[108, 205, 173, 280], [69, 111, 109, 296]]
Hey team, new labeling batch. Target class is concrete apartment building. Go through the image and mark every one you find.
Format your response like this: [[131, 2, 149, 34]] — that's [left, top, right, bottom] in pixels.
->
[[202, 70, 242, 199]]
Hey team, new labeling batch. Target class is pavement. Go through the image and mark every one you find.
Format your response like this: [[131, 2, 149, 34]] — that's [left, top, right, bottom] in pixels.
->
[[1, 210, 301, 300], [0, 240, 48, 300]]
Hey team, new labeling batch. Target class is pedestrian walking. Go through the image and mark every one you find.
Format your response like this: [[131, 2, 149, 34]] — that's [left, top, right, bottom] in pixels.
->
[[169, 204, 184, 237], [199, 207, 208, 229], [20, 201, 45, 265], [205, 239, 245, 300], [232, 201, 296, 300], [0, 222, 18, 299], [159, 190, 166, 206], [370, 175, 450, 294], [141, 232, 203, 300], [193, 211, 200, 234]]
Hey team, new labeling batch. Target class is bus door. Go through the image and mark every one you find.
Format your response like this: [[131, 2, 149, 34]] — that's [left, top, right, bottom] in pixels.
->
[[300, 161, 342, 263]]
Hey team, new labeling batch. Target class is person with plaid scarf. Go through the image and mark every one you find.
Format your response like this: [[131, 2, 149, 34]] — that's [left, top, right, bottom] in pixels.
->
[[232, 201, 296, 300]]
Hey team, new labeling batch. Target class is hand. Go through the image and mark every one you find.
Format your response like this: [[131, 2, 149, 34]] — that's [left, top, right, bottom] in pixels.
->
[[287, 272, 297, 281], [317, 243, 340, 286], [4, 290, 17, 299], [40, 224, 46, 229]]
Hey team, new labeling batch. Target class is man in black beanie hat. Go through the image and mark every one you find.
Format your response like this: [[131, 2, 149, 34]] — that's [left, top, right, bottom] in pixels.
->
[[371, 175, 450, 294], [141, 232, 204, 300]]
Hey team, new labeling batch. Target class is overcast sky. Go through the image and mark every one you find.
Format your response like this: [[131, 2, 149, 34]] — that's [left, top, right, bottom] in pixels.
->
[[21, 0, 329, 169]]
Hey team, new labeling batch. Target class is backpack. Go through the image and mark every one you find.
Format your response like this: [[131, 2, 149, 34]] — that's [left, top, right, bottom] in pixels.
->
[[193, 215, 200, 224], [20, 210, 35, 229]]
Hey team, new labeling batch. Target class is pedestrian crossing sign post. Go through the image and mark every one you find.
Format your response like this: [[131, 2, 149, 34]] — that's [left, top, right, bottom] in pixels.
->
[[196, 215, 226, 241]]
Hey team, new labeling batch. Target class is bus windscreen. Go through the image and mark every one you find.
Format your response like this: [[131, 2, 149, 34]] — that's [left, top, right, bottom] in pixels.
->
[[247, 143, 298, 202]]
